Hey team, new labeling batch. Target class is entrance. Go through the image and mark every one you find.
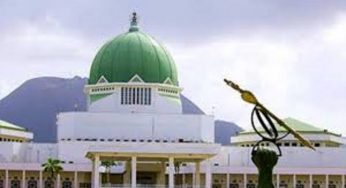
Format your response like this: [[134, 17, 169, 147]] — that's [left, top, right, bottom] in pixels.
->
[[137, 172, 157, 185]]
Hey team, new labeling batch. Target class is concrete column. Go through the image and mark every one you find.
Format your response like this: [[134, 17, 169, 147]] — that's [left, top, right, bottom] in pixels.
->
[[182, 173, 186, 188], [5, 170, 8, 188], [39, 170, 43, 188], [293, 174, 296, 188], [309, 174, 313, 188], [325, 174, 329, 188], [226, 173, 230, 188], [57, 173, 61, 188], [168, 157, 174, 188], [342, 175, 345, 188], [92, 154, 100, 188], [74, 171, 78, 188], [194, 161, 201, 188], [205, 161, 212, 188], [243, 174, 247, 188], [131, 156, 137, 188], [22, 170, 26, 188], [192, 173, 196, 188], [276, 174, 280, 188]]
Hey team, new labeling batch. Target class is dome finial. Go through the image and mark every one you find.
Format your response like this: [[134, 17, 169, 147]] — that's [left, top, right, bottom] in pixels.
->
[[129, 12, 139, 32], [131, 12, 138, 26]]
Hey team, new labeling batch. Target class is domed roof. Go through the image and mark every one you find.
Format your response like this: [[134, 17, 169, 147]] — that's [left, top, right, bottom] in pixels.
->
[[89, 13, 178, 86]]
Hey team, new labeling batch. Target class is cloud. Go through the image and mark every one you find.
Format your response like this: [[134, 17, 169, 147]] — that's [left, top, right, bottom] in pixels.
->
[[169, 13, 346, 135], [0, 17, 96, 96], [0, 1, 346, 136]]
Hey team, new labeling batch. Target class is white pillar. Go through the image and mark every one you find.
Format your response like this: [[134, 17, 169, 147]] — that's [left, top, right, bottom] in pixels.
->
[[182, 174, 186, 188], [325, 174, 329, 188], [293, 174, 296, 188], [309, 174, 313, 188], [243, 174, 247, 188], [57, 173, 61, 188], [276, 174, 280, 188], [131, 156, 137, 188], [92, 154, 100, 188], [205, 161, 212, 188], [194, 161, 201, 188], [74, 171, 78, 188], [22, 170, 26, 188], [168, 157, 175, 188], [192, 173, 196, 188], [342, 175, 345, 188], [39, 170, 43, 188], [5, 170, 8, 188], [226, 173, 230, 188]]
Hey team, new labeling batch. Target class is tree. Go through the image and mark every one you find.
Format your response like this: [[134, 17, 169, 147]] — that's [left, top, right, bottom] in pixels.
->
[[42, 158, 63, 180], [101, 160, 117, 185]]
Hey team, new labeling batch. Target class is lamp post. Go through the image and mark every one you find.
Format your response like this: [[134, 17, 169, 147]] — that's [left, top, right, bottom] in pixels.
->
[[224, 79, 315, 188]]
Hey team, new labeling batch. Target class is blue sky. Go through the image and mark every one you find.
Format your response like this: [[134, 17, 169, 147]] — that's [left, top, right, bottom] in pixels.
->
[[1, 0, 346, 134]]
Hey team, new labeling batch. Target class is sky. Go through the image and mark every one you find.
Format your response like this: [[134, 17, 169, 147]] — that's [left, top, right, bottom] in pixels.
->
[[1, 0, 346, 135]]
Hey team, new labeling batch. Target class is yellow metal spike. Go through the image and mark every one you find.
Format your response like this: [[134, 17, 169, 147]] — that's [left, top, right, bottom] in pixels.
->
[[224, 79, 315, 150]]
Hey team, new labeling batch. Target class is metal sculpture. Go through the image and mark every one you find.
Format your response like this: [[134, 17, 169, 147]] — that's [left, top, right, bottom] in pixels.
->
[[224, 79, 314, 188]]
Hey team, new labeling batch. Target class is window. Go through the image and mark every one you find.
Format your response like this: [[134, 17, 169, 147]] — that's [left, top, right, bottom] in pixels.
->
[[27, 178, 37, 188], [11, 179, 20, 188], [62, 180, 72, 188], [296, 184, 304, 188], [230, 184, 239, 188], [121, 87, 151, 105], [314, 143, 321, 147], [45, 179, 54, 188], [312, 184, 320, 188], [80, 183, 91, 188], [246, 183, 256, 188]]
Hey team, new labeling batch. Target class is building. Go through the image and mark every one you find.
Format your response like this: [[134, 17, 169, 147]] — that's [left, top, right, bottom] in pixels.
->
[[0, 13, 345, 188]]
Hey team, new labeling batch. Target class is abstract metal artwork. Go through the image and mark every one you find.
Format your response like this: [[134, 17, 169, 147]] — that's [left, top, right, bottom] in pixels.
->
[[224, 79, 315, 188]]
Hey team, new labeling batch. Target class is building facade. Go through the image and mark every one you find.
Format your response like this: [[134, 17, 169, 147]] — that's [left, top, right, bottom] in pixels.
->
[[0, 14, 345, 188]]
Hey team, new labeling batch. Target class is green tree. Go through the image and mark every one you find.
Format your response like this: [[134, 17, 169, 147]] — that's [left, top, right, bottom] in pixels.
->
[[41, 158, 63, 179], [101, 160, 117, 185]]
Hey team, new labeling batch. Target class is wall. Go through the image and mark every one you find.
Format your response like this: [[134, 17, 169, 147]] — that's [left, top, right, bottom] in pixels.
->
[[57, 112, 215, 142]]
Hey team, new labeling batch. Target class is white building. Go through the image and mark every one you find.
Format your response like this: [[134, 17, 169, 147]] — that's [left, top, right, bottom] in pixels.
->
[[0, 13, 345, 188]]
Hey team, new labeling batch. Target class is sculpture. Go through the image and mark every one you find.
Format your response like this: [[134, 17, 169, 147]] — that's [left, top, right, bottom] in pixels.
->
[[224, 79, 314, 188]]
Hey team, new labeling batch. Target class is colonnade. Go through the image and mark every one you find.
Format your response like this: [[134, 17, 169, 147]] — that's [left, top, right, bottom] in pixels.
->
[[91, 154, 212, 188]]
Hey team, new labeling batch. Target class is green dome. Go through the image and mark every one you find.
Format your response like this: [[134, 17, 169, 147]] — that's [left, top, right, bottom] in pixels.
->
[[89, 22, 178, 86]]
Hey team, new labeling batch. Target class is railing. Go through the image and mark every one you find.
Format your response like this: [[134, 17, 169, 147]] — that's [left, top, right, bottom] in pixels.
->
[[101, 184, 200, 188]]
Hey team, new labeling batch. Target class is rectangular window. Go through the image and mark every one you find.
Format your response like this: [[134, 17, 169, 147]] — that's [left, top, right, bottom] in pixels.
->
[[148, 88, 151, 105], [121, 87, 124, 104], [144, 88, 148, 105], [121, 87, 151, 106], [132, 87, 136, 104], [129, 88, 132, 105], [140, 88, 144, 105], [136, 88, 140, 104]]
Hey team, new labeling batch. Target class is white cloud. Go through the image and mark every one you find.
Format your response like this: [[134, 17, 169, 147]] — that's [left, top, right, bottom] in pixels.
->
[[0, 18, 97, 97], [168, 15, 346, 135]]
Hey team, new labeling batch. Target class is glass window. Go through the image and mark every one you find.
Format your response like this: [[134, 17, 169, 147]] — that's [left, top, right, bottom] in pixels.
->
[[45, 179, 54, 188], [121, 87, 124, 104], [11, 179, 20, 188], [62, 180, 72, 188], [28, 179, 38, 188]]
